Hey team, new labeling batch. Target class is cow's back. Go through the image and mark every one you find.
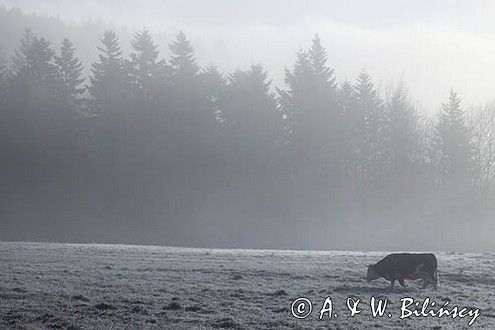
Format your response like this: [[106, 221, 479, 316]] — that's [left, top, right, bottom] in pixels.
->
[[375, 253, 437, 277], [393, 253, 437, 274]]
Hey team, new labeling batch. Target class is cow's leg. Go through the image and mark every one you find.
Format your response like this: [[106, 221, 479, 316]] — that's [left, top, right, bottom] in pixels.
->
[[432, 270, 438, 290], [421, 273, 429, 289], [399, 278, 406, 287], [428, 272, 437, 291]]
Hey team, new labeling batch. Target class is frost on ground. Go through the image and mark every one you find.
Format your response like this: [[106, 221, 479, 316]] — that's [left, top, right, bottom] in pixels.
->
[[0, 242, 494, 329]]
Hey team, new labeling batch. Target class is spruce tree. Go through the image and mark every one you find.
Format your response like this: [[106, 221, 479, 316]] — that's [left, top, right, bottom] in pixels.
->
[[353, 71, 387, 187], [11, 29, 36, 76], [220, 64, 277, 141], [129, 29, 166, 101], [54, 38, 84, 107], [169, 31, 199, 84], [387, 84, 420, 172], [309, 34, 336, 92], [337, 80, 357, 171], [279, 35, 341, 165], [199, 66, 226, 122], [11, 30, 56, 86], [9, 30, 57, 109], [167, 31, 216, 130], [278, 49, 311, 157], [166, 31, 216, 163], [89, 31, 129, 113], [434, 90, 473, 185]]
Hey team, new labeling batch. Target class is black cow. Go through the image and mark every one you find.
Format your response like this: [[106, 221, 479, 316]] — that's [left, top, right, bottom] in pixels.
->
[[366, 253, 438, 289]]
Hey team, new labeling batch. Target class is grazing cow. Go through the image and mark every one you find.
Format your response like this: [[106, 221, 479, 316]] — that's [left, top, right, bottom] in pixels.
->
[[366, 253, 438, 289]]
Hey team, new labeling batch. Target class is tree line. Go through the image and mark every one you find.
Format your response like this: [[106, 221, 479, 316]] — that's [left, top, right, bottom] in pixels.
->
[[0, 29, 493, 249]]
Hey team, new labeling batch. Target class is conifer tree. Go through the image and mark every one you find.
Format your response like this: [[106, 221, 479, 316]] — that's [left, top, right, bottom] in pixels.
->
[[199, 66, 226, 122], [278, 50, 310, 156], [434, 90, 473, 185], [352, 71, 387, 186], [11, 29, 37, 76], [8, 30, 57, 110], [169, 31, 199, 84], [220, 64, 278, 144], [54, 38, 84, 107], [89, 31, 129, 113], [11, 30, 56, 87], [387, 84, 420, 172], [337, 80, 357, 171], [279, 35, 341, 165], [309, 34, 336, 92], [165, 31, 217, 163], [167, 31, 216, 131], [129, 29, 166, 101]]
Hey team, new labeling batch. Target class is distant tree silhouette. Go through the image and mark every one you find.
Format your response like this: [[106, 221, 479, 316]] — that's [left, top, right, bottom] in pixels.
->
[[54, 38, 84, 109], [199, 65, 226, 123], [169, 31, 200, 84], [219, 64, 279, 159], [352, 71, 386, 188], [279, 35, 341, 166], [166, 31, 216, 152], [89, 31, 130, 114], [129, 29, 167, 102], [433, 90, 473, 187], [9, 29, 57, 109], [387, 83, 421, 173]]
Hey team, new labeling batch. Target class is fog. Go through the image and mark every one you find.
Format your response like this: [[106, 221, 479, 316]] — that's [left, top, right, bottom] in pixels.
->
[[3, 0, 495, 110], [1, 1, 494, 252]]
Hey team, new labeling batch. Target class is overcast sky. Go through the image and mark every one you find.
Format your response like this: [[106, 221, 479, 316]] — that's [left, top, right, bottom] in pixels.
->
[[2, 0, 495, 112]]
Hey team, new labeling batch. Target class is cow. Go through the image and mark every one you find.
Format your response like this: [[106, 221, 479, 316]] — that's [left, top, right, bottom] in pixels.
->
[[366, 253, 438, 290]]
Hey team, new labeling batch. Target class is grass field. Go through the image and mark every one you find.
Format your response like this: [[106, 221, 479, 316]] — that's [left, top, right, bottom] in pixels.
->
[[1, 242, 493, 329]]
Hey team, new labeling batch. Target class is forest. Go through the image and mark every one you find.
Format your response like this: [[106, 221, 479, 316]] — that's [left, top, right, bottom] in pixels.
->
[[1, 8, 494, 251]]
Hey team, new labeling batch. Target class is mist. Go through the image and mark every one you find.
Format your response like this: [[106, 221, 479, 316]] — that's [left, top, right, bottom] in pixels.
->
[[3, 0, 495, 111], [1, 1, 495, 252]]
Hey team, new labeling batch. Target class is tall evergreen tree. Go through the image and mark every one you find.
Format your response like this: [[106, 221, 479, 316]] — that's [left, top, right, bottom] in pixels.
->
[[162, 31, 218, 178], [337, 80, 357, 173], [434, 90, 473, 186], [278, 49, 312, 147], [4, 30, 76, 176], [11, 29, 37, 76], [129, 29, 167, 101], [54, 38, 84, 107], [88, 30, 134, 178], [167, 31, 214, 129], [169, 31, 199, 84], [279, 35, 341, 164], [387, 83, 421, 173], [352, 71, 387, 187], [220, 64, 278, 148], [89, 31, 129, 114], [199, 66, 226, 123], [10, 30, 57, 97], [309, 34, 337, 93], [5, 30, 59, 126]]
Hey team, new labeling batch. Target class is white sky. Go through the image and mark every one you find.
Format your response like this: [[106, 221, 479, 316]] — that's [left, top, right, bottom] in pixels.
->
[[2, 0, 495, 112]]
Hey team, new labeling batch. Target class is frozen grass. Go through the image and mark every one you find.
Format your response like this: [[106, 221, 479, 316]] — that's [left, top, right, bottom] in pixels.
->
[[0, 242, 493, 328]]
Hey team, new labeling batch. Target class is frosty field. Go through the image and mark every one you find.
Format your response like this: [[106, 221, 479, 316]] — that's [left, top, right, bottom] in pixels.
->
[[1, 242, 494, 329]]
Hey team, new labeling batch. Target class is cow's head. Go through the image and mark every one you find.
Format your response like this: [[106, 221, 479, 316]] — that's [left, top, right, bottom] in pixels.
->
[[366, 264, 380, 281]]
